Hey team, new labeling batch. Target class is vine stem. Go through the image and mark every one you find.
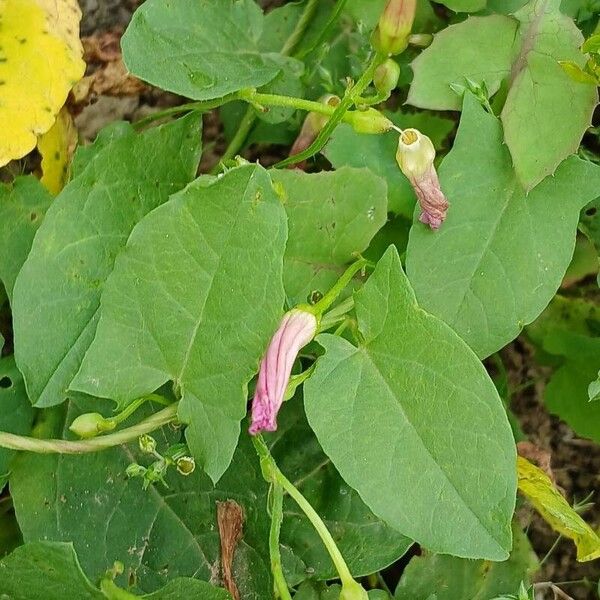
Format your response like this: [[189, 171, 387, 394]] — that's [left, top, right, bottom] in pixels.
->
[[0, 404, 178, 454], [269, 483, 293, 600], [133, 94, 240, 129], [275, 50, 387, 168], [310, 258, 369, 316], [240, 91, 341, 117], [280, 0, 319, 56], [213, 0, 321, 172], [253, 435, 356, 588]]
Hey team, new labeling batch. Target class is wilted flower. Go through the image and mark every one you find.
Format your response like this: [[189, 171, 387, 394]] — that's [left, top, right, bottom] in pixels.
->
[[289, 94, 340, 167], [372, 0, 416, 55], [249, 308, 318, 435], [395, 128, 449, 230]]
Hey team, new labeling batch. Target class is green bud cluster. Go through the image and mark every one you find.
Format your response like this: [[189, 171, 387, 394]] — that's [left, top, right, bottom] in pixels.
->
[[126, 436, 196, 490]]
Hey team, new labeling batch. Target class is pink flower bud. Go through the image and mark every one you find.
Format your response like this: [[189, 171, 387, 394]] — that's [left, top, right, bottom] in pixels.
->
[[372, 0, 416, 55], [249, 309, 318, 435], [396, 128, 449, 230]]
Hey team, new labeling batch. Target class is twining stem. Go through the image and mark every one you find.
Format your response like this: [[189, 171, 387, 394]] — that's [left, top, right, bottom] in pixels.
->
[[240, 91, 340, 118], [295, 0, 349, 60], [319, 296, 355, 332], [311, 258, 369, 316], [211, 107, 257, 172], [214, 0, 320, 171], [280, 0, 320, 56], [275, 50, 387, 168], [132, 94, 240, 129], [0, 404, 178, 454], [269, 483, 293, 600], [108, 393, 169, 427], [253, 436, 356, 588]]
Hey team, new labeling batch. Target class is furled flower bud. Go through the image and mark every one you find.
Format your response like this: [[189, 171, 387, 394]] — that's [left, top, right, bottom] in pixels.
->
[[349, 108, 394, 134], [289, 94, 341, 167], [138, 434, 157, 454], [69, 412, 115, 439], [249, 308, 318, 435], [372, 0, 416, 55], [373, 59, 401, 96], [396, 128, 449, 230]]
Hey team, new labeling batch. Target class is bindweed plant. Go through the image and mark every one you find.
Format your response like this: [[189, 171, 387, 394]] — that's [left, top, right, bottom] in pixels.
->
[[0, 0, 599, 598]]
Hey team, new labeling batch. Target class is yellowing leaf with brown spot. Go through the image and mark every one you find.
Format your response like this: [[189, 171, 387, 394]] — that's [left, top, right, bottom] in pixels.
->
[[37, 108, 77, 195], [518, 456, 600, 562], [0, 0, 85, 166]]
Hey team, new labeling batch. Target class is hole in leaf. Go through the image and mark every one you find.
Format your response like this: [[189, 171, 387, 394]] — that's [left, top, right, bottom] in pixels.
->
[[0, 376, 12, 389]]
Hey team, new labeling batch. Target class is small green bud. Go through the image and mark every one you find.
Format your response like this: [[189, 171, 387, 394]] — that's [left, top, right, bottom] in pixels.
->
[[339, 580, 369, 600], [372, 0, 416, 55], [348, 108, 393, 134], [125, 463, 146, 478], [69, 413, 115, 439], [373, 59, 401, 96], [138, 434, 157, 454], [143, 460, 169, 489], [176, 456, 196, 476], [408, 33, 433, 48]]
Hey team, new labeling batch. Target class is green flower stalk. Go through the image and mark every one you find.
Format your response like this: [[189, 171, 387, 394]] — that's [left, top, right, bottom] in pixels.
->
[[253, 436, 368, 599]]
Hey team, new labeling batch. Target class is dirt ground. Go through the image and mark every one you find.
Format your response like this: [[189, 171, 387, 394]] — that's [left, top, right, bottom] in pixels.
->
[[504, 340, 600, 599], [73, 1, 600, 597]]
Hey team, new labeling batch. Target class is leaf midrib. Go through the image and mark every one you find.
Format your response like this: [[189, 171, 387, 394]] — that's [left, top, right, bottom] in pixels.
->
[[446, 177, 519, 325], [360, 345, 507, 554]]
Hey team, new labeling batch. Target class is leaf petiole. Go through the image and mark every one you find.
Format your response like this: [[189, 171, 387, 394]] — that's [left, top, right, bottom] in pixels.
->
[[252, 435, 359, 590], [268, 482, 292, 600]]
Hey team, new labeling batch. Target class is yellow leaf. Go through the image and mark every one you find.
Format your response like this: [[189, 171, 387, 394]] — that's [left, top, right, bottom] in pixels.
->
[[517, 456, 600, 562], [0, 0, 85, 166], [37, 107, 77, 195]]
